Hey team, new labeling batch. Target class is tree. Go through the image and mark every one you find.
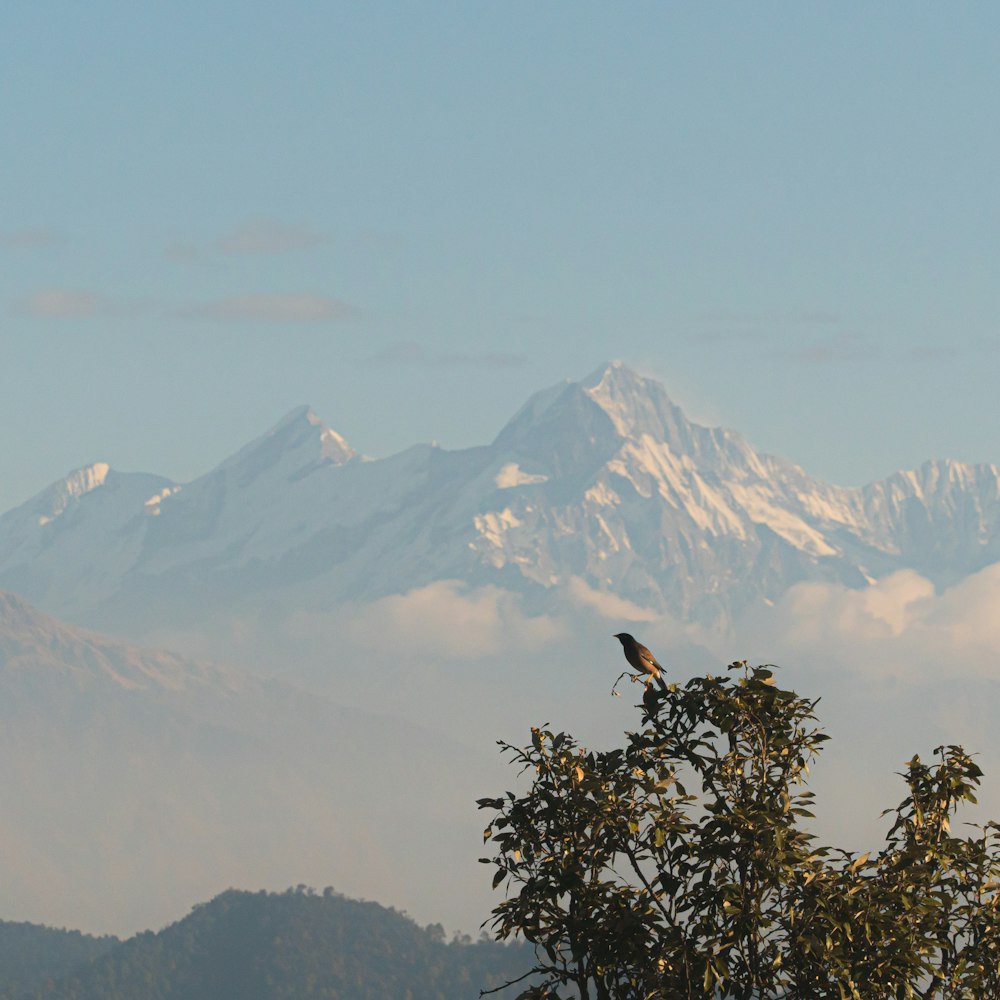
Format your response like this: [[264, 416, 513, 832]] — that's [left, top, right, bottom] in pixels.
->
[[478, 661, 1000, 999]]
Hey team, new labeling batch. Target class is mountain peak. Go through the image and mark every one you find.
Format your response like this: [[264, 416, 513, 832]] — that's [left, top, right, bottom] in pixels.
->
[[580, 361, 679, 438], [580, 358, 639, 388], [219, 405, 355, 480], [492, 362, 690, 459], [272, 403, 318, 429]]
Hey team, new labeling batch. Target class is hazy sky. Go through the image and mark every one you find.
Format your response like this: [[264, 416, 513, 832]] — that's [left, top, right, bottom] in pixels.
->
[[3, 3, 998, 513]]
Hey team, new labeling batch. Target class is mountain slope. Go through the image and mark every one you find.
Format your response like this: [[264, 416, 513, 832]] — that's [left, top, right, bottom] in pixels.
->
[[1, 362, 999, 630], [0, 593, 489, 935]]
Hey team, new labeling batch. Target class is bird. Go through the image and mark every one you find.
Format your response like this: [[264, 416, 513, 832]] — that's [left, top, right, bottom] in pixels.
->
[[613, 632, 663, 683]]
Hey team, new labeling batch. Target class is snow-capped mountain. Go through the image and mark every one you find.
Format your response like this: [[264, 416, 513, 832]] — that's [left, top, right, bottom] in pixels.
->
[[1, 361, 999, 631]]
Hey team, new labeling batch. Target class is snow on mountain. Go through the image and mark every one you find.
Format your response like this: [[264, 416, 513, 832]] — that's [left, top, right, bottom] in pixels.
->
[[1, 362, 999, 631], [0, 406, 362, 621], [35, 462, 111, 526], [0, 465, 176, 619], [859, 459, 1000, 585]]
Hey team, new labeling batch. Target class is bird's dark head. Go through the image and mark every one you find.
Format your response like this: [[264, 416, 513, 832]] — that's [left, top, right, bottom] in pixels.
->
[[613, 632, 634, 645]]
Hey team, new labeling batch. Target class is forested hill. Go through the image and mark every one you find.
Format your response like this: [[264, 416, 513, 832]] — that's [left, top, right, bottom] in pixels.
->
[[12, 888, 532, 1000], [0, 922, 118, 999]]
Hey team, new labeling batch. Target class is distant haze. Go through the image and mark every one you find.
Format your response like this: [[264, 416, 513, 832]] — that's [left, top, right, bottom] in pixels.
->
[[1, 365, 1000, 935]]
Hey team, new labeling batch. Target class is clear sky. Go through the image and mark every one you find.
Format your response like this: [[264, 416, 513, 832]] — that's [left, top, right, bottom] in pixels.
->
[[2, 3, 999, 513]]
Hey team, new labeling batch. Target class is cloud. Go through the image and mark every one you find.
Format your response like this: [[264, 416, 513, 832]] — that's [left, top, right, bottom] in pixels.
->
[[137, 563, 1000, 903], [351, 229, 405, 253], [215, 220, 327, 256], [691, 315, 857, 357], [564, 577, 659, 623], [690, 317, 889, 367], [900, 339, 1000, 362], [13, 288, 110, 319], [774, 332, 877, 365], [705, 564, 1000, 853], [365, 341, 526, 369], [343, 580, 565, 659], [902, 345, 962, 362], [970, 337, 1000, 355], [0, 228, 59, 249], [165, 220, 328, 262], [177, 294, 351, 323], [764, 335, 995, 367], [163, 241, 203, 263], [140, 564, 1000, 873], [700, 310, 843, 327], [689, 328, 771, 346], [727, 564, 1000, 683]]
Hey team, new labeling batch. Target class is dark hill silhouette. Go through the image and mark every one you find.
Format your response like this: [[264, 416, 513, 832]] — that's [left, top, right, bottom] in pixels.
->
[[0, 921, 117, 999], [19, 888, 532, 1000]]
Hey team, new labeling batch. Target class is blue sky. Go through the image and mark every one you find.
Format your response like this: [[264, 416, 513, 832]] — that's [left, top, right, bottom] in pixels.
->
[[2, 3, 998, 512]]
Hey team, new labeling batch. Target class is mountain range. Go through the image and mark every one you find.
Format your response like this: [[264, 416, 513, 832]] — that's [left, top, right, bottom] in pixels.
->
[[1, 361, 998, 632]]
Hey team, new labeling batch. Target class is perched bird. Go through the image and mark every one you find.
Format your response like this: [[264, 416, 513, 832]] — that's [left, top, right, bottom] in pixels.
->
[[613, 632, 663, 682]]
